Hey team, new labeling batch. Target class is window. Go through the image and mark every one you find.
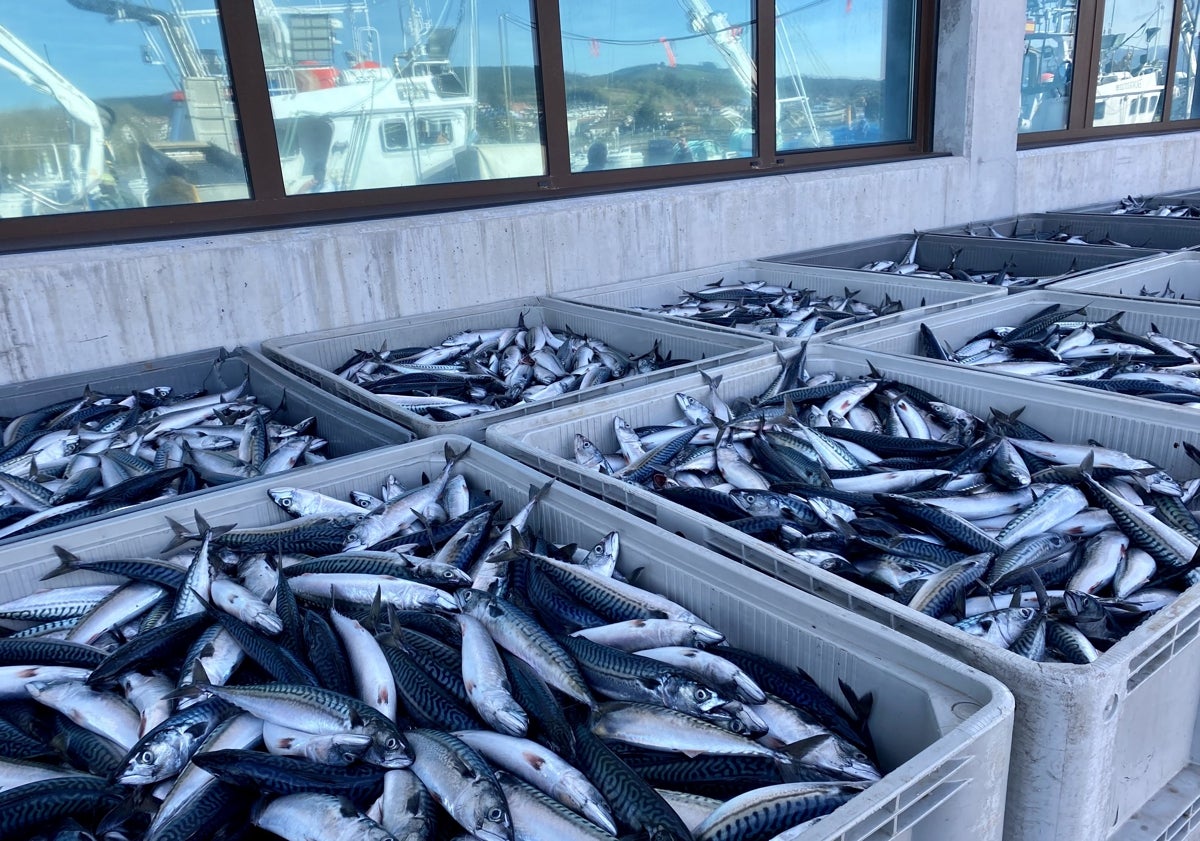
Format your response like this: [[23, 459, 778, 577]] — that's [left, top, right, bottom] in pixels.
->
[[775, 0, 920, 151], [0, 1, 936, 251], [0, 1, 249, 220], [1020, 0, 1200, 142]]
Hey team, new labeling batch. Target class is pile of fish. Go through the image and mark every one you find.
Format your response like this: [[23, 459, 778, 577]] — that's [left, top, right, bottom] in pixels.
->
[[625, 282, 910, 340], [0, 360, 330, 544], [917, 304, 1200, 408], [953, 224, 1137, 248], [0, 443, 880, 840], [572, 352, 1200, 662], [854, 236, 1075, 288], [1107, 196, 1200, 217], [332, 316, 689, 420]]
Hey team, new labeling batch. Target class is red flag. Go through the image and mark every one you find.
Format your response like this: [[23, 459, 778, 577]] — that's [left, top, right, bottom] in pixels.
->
[[660, 37, 677, 67], [845, 0, 852, 10], [590, 38, 600, 58]]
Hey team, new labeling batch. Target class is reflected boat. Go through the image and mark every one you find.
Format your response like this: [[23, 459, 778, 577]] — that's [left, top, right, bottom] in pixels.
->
[[0, 0, 545, 216]]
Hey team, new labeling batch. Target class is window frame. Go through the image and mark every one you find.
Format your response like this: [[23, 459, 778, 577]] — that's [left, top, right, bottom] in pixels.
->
[[1019, 0, 1200, 147], [0, 0, 940, 254]]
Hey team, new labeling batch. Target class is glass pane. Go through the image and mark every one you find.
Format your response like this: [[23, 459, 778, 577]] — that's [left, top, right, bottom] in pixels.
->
[[559, 1, 756, 173], [0, 2, 249, 219], [257, 1, 546, 194], [1171, 0, 1200, 120], [1020, 1, 1078, 133], [775, 0, 917, 152], [1092, 0, 1172, 127]]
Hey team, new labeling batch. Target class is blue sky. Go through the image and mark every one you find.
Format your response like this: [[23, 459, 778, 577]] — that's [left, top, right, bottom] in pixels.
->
[[0, 0, 886, 109]]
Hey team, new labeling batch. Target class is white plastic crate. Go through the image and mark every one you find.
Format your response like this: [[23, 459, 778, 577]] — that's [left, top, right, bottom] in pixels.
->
[[1052, 251, 1200, 303], [485, 347, 1200, 841], [829, 289, 1200, 414], [261, 297, 771, 441], [0, 346, 412, 546], [1, 438, 1013, 841], [552, 260, 1005, 348]]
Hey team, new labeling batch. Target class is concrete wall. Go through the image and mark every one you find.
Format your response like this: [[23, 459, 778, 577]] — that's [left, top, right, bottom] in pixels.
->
[[1, 0, 1198, 385]]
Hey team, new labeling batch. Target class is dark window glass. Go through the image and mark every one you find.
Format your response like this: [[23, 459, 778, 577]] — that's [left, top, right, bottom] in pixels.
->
[[257, 0, 546, 194], [559, 1, 756, 173], [0, 2, 249, 219], [382, 120, 410, 150]]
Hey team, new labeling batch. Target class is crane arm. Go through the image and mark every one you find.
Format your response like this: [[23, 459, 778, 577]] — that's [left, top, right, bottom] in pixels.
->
[[0, 24, 106, 194]]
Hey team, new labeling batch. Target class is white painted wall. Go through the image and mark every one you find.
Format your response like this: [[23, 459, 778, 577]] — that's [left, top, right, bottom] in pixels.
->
[[0, 0, 1198, 385]]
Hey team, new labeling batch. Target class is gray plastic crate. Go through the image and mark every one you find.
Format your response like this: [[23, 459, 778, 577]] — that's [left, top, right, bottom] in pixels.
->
[[553, 260, 1006, 349], [830, 290, 1200, 414], [761, 233, 1163, 288], [261, 298, 771, 441], [1064, 191, 1200, 216], [931, 213, 1200, 251], [3, 438, 1014, 841], [1051, 251, 1200, 303], [0, 347, 412, 546], [485, 347, 1200, 841]]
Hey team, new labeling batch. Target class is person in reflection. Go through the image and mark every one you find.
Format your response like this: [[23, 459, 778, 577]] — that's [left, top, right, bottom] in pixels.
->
[[583, 141, 608, 171], [673, 135, 693, 163]]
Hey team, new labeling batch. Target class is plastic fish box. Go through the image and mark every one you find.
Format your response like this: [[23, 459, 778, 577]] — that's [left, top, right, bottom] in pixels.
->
[[760, 233, 1163, 289], [827, 289, 1200, 414], [484, 346, 1200, 841], [0, 347, 412, 547], [930, 214, 1200, 252], [260, 298, 772, 441], [1050, 251, 1200, 303], [552, 260, 1006, 349], [0, 437, 1014, 841], [1063, 192, 1200, 216]]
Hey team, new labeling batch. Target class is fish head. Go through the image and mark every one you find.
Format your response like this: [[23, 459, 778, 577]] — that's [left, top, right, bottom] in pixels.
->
[[454, 588, 488, 615], [417, 562, 474, 588], [728, 489, 778, 516], [363, 724, 413, 769], [117, 739, 188, 785], [267, 487, 299, 512], [1140, 470, 1184, 497], [688, 623, 726, 647], [663, 676, 730, 715]]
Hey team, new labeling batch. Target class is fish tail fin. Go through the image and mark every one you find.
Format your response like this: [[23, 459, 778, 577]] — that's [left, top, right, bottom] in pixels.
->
[[41, 546, 82, 581], [162, 515, 200, 553]]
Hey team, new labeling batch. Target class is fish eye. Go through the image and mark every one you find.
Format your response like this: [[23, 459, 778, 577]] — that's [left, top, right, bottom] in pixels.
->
[[487, 808, 505, 823], [695, 688, 711, 700], [593, 543, 603, 553], [343, 752, 358, 762], [386, 738, 399, 749], [139, 750, 154, 764], [279, 498, 291, 507]]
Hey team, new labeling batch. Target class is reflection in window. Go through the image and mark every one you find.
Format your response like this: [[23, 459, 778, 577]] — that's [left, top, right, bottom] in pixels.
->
[[1092, 0, 1170, 127], [775, 0, 917, 151], [1171, 0, 1200, 120], [560, 1, 756, 173], [382, 120, 410, 151], [1020, 1, 1078, 133], [256, 1, 546, 194], [0, 1, 249, 219]]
